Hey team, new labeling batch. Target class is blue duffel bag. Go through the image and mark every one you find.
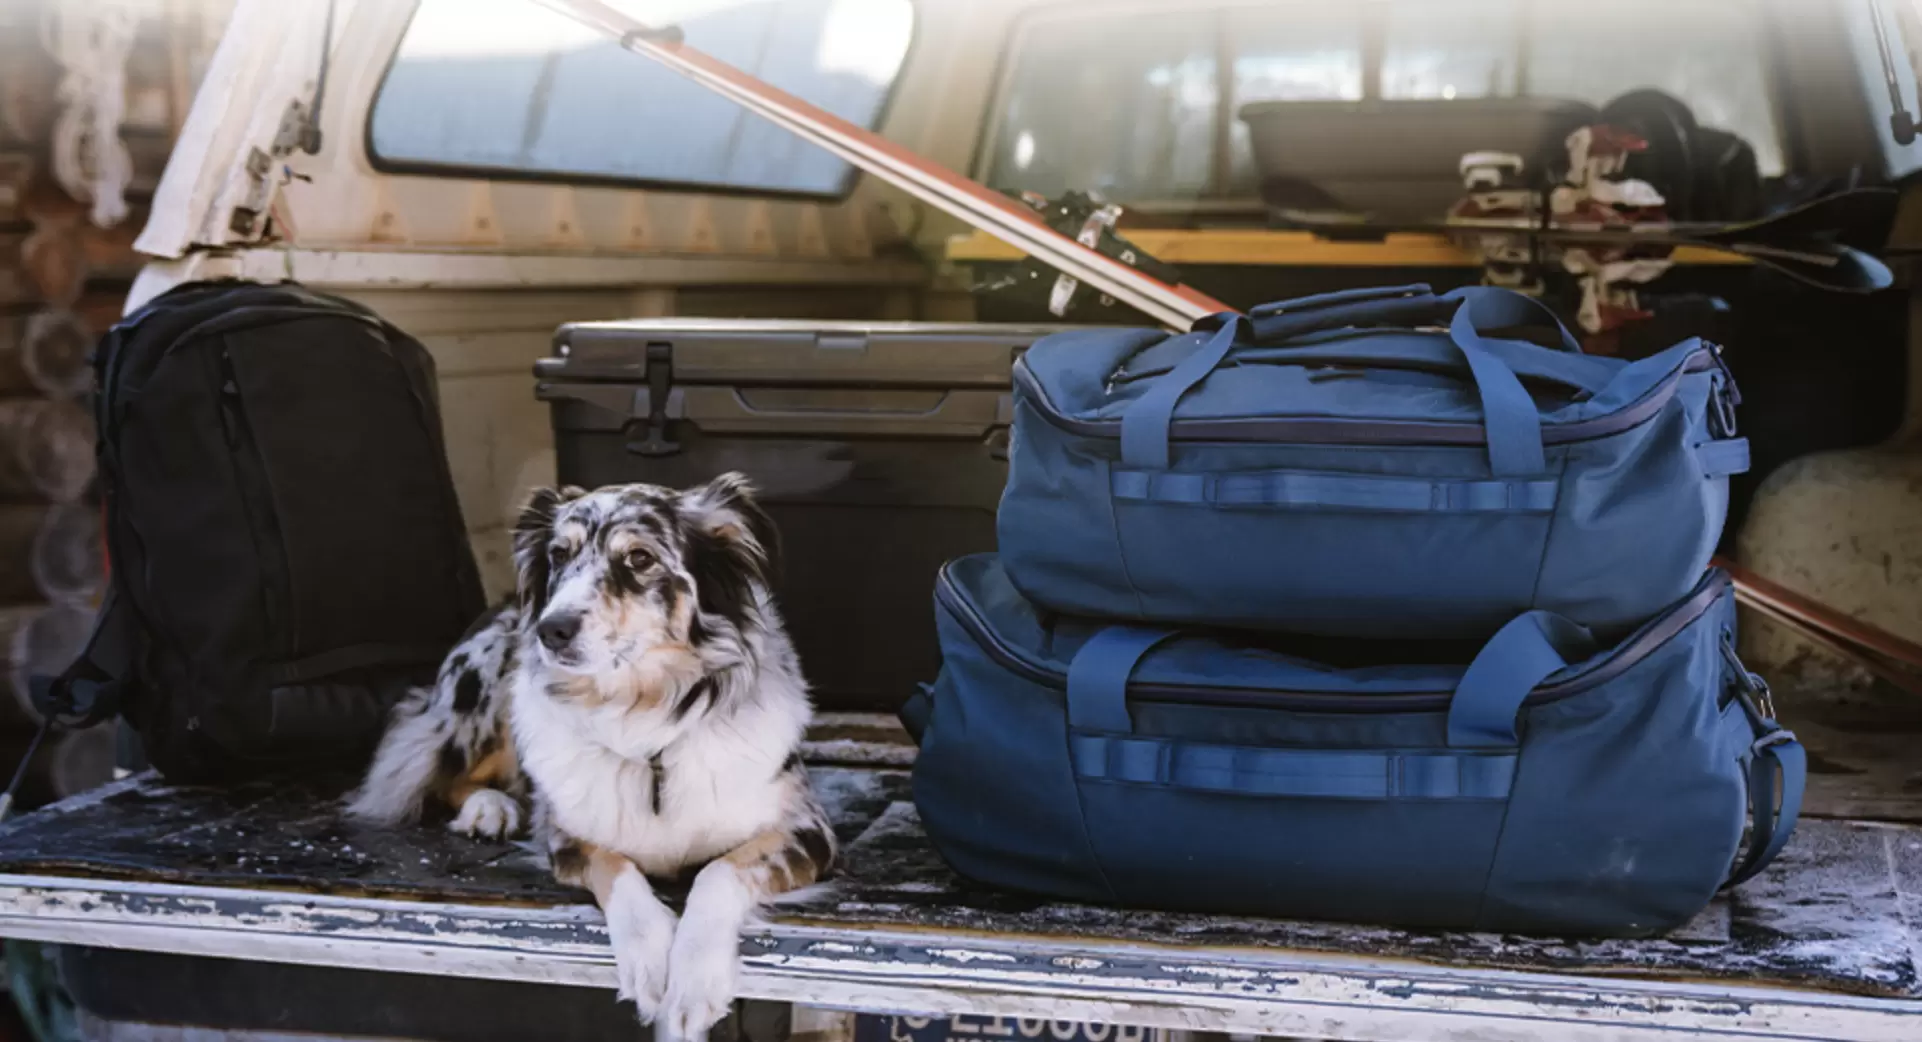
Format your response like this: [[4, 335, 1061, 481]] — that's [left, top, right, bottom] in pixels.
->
[[997, 284, 1749, 638], [904, 554, 1804, 937]]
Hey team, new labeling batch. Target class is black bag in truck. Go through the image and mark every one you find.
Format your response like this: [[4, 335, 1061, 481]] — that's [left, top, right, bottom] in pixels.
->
[[40, 280, 487, 783]]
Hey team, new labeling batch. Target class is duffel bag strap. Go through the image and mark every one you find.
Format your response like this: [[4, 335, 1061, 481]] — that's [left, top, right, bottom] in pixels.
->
[[1721, 639, 1807, 888], [1443, 286, 1585, 354], [1122, 288, 1558, 474]]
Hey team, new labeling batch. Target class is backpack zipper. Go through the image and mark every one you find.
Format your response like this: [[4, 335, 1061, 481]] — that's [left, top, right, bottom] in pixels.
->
[[933, 563, 1726, 714], [215, 347, 287, 643]]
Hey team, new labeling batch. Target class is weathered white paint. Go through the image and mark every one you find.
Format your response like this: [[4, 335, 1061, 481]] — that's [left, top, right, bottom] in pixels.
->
[[125, 249, 927, 310], [0, 873, 1916, 1042]]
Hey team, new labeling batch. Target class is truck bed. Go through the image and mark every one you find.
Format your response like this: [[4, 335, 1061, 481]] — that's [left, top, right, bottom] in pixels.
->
[[0, 739, 1917, 1042]]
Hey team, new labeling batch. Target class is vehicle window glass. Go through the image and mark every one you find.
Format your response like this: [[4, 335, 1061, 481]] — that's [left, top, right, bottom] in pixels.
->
[[1225, 5, 1367, 191], [981, 8, 1220, 202], [368, 0, 914, 197], [1381, 0, 1522, 101], [983, 0, 1784, 204], [1522, 0, 1785, 175]]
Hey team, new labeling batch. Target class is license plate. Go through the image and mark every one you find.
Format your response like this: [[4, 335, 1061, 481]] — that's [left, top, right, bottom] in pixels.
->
[[852, 1013, 1169, 1042]]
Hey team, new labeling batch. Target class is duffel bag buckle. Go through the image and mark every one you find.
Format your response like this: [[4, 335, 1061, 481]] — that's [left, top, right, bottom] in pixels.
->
[[1720, 634, 1778, 721], [1708, 342, 1742, 438], [1742, 675, 1778, 722]]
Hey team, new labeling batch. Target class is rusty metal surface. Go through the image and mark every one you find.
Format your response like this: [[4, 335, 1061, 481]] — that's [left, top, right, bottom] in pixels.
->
[[0, 767, 1915, 1002]]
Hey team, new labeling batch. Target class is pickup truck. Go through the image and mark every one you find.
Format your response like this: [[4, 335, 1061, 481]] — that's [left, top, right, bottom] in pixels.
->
[[2, 0, 1920, 1039]]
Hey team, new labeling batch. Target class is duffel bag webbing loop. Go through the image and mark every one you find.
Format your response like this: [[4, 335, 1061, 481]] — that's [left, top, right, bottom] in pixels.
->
[[1063, 613, 1596, 803], [1120, 287, 1562, 474], [1721, 637, 1806, 888]]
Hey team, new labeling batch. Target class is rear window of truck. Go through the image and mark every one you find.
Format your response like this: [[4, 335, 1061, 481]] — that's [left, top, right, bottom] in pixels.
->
[[367, 0, 914, 198], [980, 0, 1785, 207]]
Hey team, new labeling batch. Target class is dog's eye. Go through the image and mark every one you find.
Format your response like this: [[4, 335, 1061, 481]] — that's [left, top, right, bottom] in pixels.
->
[[624, 549, 656, 572], [547, 544, 570, 566]]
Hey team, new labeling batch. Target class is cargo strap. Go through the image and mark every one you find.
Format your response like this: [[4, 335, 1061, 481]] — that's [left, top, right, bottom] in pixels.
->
[[1120, 286, 1578, 475]]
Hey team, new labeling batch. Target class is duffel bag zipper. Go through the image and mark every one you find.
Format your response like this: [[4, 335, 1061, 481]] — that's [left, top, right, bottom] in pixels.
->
[[934, 565, 1727, 714], [1015, 345, 1722, 449]]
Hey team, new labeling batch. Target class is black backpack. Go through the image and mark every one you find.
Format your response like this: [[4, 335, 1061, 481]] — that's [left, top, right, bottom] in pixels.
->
[[41, 280, 487, 783]]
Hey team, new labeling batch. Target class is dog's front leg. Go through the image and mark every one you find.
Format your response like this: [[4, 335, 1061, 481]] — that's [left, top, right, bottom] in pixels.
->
[[662, 815, 836, 1041], [552, 832, 678, 1022]]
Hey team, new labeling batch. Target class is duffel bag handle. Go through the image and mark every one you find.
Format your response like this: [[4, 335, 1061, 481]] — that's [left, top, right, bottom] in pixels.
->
[[1247, 283, 1436, 320], [1067, 612, 1594, 746], [1061, 615, 1594, 802], [1243, 285, 1584, 356], [1123, 288, 1564, 475]]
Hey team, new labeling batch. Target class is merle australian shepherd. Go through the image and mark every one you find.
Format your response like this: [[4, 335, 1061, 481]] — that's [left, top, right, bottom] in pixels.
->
[[345, 474, 833, 1039]]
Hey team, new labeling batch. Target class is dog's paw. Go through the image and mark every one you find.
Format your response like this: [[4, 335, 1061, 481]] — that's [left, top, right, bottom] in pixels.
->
[[448, 789, 521, 839], [661, 919, 740, 1041], [605, 877, 677, 1021]]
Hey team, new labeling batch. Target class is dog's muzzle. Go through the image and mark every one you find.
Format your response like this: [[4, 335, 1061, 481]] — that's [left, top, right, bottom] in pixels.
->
[[537, 611, 582, 654]]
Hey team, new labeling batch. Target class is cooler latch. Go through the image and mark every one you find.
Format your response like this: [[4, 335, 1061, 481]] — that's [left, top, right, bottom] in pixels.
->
[[625, 342, 681, 457]]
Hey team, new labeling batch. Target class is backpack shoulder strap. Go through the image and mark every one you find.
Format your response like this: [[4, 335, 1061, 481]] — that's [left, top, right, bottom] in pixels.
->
[[34, 588, 141, 729]]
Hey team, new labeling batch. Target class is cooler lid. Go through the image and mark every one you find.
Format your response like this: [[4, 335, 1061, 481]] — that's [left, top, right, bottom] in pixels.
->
[[543, 318, 1090, 387]]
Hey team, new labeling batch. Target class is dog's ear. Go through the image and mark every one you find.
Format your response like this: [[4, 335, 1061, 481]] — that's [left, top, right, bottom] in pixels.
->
[[679, 472, 779, 634], [512, 485, 585, 616]]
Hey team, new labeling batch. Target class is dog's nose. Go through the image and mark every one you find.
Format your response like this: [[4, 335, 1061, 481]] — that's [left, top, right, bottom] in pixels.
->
[[536, 612, 581, 652]]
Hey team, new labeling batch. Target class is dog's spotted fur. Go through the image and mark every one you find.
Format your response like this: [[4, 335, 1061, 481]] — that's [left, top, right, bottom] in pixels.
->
[[346, 474, 833, 1038]]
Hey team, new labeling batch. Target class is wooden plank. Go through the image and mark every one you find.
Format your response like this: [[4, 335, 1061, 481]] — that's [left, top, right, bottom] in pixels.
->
[[945, 229, 1753, 269]]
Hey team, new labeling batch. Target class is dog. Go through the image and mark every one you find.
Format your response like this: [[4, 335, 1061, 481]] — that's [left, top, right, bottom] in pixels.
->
[[345, 474, 835, 1039]]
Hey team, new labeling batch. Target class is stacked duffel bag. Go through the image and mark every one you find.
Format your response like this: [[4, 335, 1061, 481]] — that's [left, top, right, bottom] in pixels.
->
[[902, 283, 1805, 937]]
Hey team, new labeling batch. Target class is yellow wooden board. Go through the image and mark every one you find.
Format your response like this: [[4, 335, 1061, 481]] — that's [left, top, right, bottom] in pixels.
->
[[945, 229, 1749, 268]]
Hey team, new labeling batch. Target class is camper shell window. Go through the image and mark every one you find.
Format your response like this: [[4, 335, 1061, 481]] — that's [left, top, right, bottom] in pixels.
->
[[981, 0, 1786, 209], [367, 0, 915, 199]]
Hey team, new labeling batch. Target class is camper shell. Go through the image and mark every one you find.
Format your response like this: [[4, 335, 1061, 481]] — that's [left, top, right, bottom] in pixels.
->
[[2, 0, 1922, 1038]]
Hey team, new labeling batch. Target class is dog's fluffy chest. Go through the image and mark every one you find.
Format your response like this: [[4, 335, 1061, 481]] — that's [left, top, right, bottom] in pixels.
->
[[513, 683, 794, 876]]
